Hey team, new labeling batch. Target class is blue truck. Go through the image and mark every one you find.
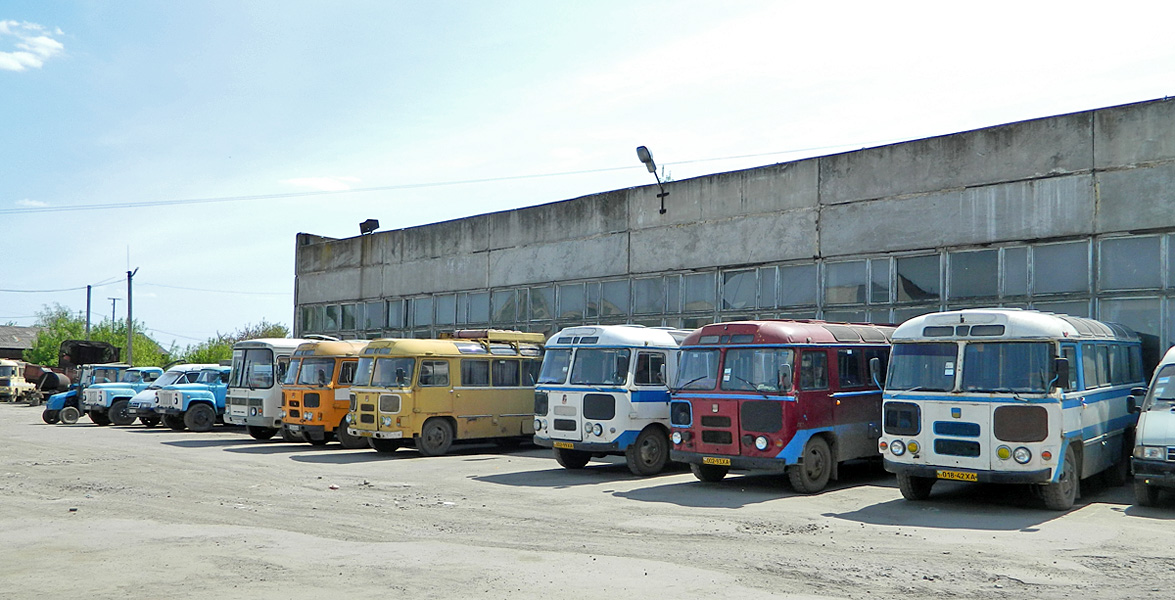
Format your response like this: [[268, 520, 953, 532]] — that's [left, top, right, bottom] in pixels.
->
[[155, 365, 232, 432], [43, 363, 130, 425], [126, 364, 216, 427], [81, 366, 165, 425]]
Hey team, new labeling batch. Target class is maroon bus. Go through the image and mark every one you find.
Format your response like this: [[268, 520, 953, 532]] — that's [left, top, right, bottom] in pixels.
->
[[669, 320, 893, 492]]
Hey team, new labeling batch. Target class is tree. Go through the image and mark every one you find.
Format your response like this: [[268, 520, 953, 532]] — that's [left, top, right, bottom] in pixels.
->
[[23, 303, 175, 367], [178, 320, 290, 364]]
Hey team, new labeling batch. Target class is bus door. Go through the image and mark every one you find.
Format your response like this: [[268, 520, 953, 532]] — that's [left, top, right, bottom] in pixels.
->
[[417, 358, 455, 415], [454, 358, 500, 438], [796, 349, 834, 433], [831, 347, 884, 460], [334, 359, 358, 408]]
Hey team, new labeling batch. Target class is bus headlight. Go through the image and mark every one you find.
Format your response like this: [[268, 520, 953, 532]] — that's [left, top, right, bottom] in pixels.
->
[[303, 412, 313, 421], [671, 431, 682, 445], [249, 407, 258, 417], [381, 416, 392, 427], [593, 423, 603, 437], [279, 410, 286, 419], [534, 418, 542, 431], [754, 436, 769, 451], [1013, 447, 1032, 464], [890, 440, 906, 456], [997, 445, 1012, 460], [584, 422, 593, 433]]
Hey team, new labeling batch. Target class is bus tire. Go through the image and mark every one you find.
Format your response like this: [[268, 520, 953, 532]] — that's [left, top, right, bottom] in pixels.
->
[[184, 404, 216, 432], [896, 472, 935, 500], [690, 462, 728, 483], [247, 426, 277, 440], [336, 420, 368, 449], [163, 414, 186, 431], [59, 407, 80, 425], [1041, 446, 1079, 511], [42, 410, 60, 424], [140, 416, 160, 428], [89, 411, 111, 426], [109, 400, 136, 426], [416, 418, 454, 457], [369, 438, 401, 453], [1134, 479, 1160, 507], [788, 436, 832, 494], [625, 427, 670, 476], [554, 447, 591, 469]]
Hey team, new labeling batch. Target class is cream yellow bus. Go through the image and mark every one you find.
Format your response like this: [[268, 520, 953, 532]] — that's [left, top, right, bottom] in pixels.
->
[[348, 330, 545, 456]]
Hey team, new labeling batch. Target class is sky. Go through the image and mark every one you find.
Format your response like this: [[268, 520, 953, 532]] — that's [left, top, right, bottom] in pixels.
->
[[2, 0, 1174, 354]]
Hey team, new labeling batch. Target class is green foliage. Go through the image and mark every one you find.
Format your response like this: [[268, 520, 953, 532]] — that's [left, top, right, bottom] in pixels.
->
[[23, 303, 175, 367], [177, 320, 290, 364]]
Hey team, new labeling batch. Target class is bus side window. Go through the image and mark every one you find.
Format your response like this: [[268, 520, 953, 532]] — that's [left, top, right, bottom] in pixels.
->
[[800, 351, 828, 390], [524, 360, 542, 386], [635, 352, 667, 386], [837, 349, 864, 388], [338, 361, 357, 385], [492, 360, 520, 387], [1082, 344, 1101, 389], [461, 360, 490, 387], [420, 360, 450, 387], [1060, 346, 1078, 392]]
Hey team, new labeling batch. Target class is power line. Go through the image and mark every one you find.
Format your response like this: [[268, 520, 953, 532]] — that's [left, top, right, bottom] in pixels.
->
[[0, 277, 124, 293], [142, 327, 207, 343], [139, 283, 291, 296]]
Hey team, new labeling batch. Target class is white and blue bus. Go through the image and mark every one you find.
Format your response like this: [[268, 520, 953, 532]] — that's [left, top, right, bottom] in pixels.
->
[[533, 325, 691, 476], [879, 308, 1146, 510]]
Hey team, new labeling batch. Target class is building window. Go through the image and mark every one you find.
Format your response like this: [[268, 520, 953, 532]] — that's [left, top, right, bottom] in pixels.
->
[[600, 280, 628, 316], [722, 270, 756, 310], [364, 301, 385, 330], [1002, 247, 1028, 297], [492, 289, 517, 323], [683, 273, 715, 312], [387, 299, 404, 329], [825, 261, 866, 305], [665, 275, 681, 314], [780, 264, 817, 307], [413, 296, 433, 327], [529, 286, 554, 321], [340, 304, 357, 330], [1100, 236, 1161, 291], [324, 305, 340, 331], [1099, 297, 1161, 340], [1031, 299, 1090, 318], [950, 249, 998, 299], [870, 258, 891, 304], [897, 254, 941, 302], [632, 277, 664, 314], [301, 305, 323, 333], [1033, 241, 1089, 295], [758, 267, 777, 309], [557, 283, 585, 319], [468, 292, 490, 324], [435, 295, 456, 326]]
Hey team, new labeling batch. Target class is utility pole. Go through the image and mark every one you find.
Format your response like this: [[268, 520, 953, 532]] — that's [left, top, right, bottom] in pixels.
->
[[108, 298, 119, 324], [85, 285, 92, 340], [126, 268, 138, 366]]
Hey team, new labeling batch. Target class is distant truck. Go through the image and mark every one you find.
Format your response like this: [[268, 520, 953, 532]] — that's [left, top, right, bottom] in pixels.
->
[[0, 359, 38, 403], [81, 366, 164, 425], [155, 365, 232, 432], [126, 364, 215, 427], [43, 363, 130, 424]]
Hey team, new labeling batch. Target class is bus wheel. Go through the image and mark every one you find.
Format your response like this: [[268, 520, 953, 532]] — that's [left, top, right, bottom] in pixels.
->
[[59, 406, 81, 425], [140, 416, 160, 428], [416, 419, 454, 457], [690, 462, 728, 483], [163, 414, 187, 431], [369, 438, 401, 453], [554, 447, 591, 469], [336, 421, 368, 449], [42, 410, 60, 424], [625, 428, 669, 476], [109, 400, 136, 426], [247, 426, 277, 440], [1041, 446, 1079, 510], [1134, 479, 1160, 507], [896, 472, 935, 500], [788, 436, 832, 494], [184, 404, 216, 432]]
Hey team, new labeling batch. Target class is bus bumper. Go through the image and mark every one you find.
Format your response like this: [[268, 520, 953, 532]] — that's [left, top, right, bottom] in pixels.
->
[[286, 424, 326, 441], [883, 459, 1053, 484], [534, 437, 622, 453], [1132, 458, 1175, 489], [670, 450, 790, 472]]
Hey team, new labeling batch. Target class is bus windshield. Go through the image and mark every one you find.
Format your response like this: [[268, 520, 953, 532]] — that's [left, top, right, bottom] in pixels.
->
[[283, 359, 301, 386], [297, 358, 336, 386], [887, 343, 957, 392], [676, 349, 720, 390], [570, 348, 630, 386], [371, 357, 415, 388], [961, 342, 1052, 393], [230, 348, 276, 389], [0, 366, 15, 377], [721, 348, 793, 392], [538, 349, 571, 384], [1144, 364, 1175, 411]]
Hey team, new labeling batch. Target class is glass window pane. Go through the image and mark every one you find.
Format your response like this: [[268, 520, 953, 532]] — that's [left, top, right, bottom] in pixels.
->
[[722, 270, 756, 310], [413, 297, 433, 327], [1003, 247, 1028, 296], [665, 275, 681, 314], [893, 305, 936, 325], [456, 293, 469, 324], [1099, 297, 1161, 340], [468, 292, 490, 324], [586, 282, 601, 318], [870, 258, 890, 304], [1100, 237, 1161, 291], [529, 286, 554, 321], [301, 305, 323, 333], [823, 310, 866, 323], [341, 304, 357, 330], [897, 255, 941, 302], [557, 283, 585, 319], [601, 280, 628, 316], [324, 305, 340, 331], [435, 295, 456, 325], [683, 273, 716, 312], [825, 261, 866, 305], [492, 290, 516, 323], [1033, 242, 1089, 294], [632, 277, 664, 314], [1031, 299, 1089, 318], [364, 301, 385, 330], [387, 300, 404, 329], [758, 267, 777, 309], [779, 264, 817, 307], [950, 250, 998, 299]]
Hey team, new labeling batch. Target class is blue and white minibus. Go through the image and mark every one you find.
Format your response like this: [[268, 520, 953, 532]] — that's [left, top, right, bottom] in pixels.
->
[[879, 309, 1145, 510], [533, 325, 691, 476]]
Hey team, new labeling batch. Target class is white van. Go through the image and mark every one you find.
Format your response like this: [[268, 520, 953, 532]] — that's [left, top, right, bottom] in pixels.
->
[[1132, 346, 1175, 506]]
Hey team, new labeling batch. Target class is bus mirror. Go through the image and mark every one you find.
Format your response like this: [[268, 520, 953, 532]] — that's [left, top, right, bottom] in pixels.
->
[[317, 371, 328, 386], [868, 357, 882, 387], [1052, 358, 1070, 389], [658, 364, 666, 385], [778, 364, 793, 391]]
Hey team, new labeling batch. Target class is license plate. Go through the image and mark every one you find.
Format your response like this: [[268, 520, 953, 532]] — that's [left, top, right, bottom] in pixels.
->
[[553, 441, 574, 449], [936, 469, 978, 482], [384, 431, 403, 439], [703, 457, 732, 466], [287, 425, 302, 432], [230, 408, 246, 416]]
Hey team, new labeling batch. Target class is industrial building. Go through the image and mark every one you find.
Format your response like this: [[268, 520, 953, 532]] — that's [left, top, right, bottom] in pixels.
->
[[294, 98, 1175, 356]]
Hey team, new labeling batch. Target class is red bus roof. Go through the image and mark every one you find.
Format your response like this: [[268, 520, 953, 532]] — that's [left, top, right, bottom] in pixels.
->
[[682, 320, 894, 346]]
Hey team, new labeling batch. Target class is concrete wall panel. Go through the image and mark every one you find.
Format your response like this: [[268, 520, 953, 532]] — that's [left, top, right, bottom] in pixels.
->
[[1095, 162, 1175, 233], [488, 234, 628, 288], [297, 268, 362, 304], [487, 191, 627, 251], [401, 217, 487, 261], [1095, 99, 1175, 168], [385, 254, 490, 297], [630, 209, 818, 273]]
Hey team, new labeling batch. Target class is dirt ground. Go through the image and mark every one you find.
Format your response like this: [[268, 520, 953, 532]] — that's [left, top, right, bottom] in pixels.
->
[[1, 403, 1172, 600]]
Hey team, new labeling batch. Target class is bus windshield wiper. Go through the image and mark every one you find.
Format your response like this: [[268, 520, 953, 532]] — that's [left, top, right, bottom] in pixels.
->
[[728, 374, 774, 400], [669, 375, 710, 394]]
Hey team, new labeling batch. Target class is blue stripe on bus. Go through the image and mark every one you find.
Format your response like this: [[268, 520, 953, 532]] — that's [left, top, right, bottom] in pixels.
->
[[536, 387, 669, 403], [772, 422, 876, 463], [831, 390, 882, 398], [673, 393, 797, 402]]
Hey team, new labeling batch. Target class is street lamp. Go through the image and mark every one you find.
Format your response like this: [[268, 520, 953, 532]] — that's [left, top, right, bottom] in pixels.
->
[[636, 145, 668, 214], [359, 219, 379, 235]]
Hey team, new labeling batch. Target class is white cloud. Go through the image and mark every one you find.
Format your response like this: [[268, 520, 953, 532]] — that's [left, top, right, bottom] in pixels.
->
[[15, 199, 48, 208], [0, 21, 64, 72], [282, 176, 360, 192]]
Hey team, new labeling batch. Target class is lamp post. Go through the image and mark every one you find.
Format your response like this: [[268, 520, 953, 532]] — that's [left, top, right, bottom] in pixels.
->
[[636, 146, 668, 214]]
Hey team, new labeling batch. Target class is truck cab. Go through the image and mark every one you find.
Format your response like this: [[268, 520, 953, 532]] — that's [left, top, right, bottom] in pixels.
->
[[127, 364, 214, 427], [43, 363, 130, 425], [0, 359, 37, 403], [156, 366, 232, 432], [81, 366, 164, 426]]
